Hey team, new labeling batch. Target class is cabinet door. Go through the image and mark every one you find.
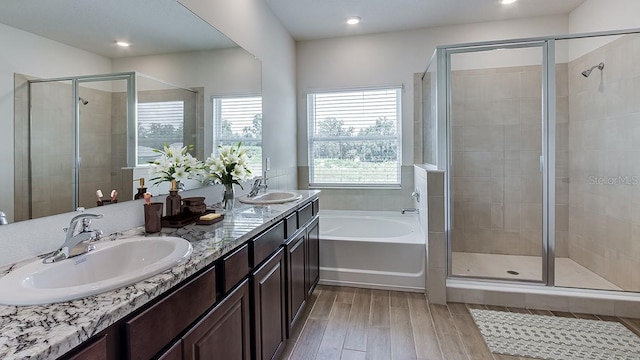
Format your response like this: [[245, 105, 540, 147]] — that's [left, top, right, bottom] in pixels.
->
[[64, 335, 107, 360], [306, 217, 320, 296], [252, 247, 286, 360], [182, 280, 251, 360], [285, 230, 306, 336]]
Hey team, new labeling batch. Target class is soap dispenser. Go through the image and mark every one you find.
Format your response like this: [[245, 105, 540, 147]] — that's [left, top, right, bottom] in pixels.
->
[[134, 178, 148, 200], [165, 179, 182, 217]]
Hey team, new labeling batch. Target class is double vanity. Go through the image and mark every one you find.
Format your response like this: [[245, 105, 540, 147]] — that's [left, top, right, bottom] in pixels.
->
[[0, 190, 320, 360]]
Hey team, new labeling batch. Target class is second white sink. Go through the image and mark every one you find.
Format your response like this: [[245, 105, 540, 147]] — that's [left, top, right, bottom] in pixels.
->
[[0, 236, 192, 306], [238, 191, 302, 205]]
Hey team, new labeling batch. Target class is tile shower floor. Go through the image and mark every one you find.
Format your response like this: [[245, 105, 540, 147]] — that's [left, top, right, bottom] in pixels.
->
[[452, 252, 622, 291]]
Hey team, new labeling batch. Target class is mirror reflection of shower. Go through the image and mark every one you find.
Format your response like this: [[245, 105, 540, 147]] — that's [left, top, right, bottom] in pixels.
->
[[581, 62, 604, 77]]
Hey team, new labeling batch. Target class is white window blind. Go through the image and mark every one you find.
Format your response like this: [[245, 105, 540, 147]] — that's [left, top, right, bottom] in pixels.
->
[[307, 87, 402, 187], [137, 101, 184, 165], [213, 96, 263, 175]]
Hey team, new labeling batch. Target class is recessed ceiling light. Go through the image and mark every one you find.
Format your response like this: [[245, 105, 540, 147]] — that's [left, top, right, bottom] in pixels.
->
[[501, 0, 517, 4], [115, 41, 131, 47], [346, 16, 361, 25]]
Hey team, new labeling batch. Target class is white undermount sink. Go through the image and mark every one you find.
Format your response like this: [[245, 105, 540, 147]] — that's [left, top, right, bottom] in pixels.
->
[[238, 191, 303, 205], [0, 236, 192, 306]]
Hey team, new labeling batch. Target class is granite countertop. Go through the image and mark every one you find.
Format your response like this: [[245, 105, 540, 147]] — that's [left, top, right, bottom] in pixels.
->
[[0, 190, 319, 360]]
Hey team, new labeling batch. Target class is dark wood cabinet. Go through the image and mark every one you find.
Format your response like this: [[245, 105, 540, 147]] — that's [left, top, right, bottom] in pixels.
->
[[125, 266, 217, 360], [157, 341, 182, 360], [252, 248, 286, 360], [182, 280, 251, 360], [58, 196, 320, 360], [64, 334, 107, 360], [306, 217, 320, 296], [285, 230, 306, 336]]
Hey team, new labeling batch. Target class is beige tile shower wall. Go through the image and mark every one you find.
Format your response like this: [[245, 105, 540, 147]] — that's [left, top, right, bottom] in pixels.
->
[[567, 34, 640, 291], [78, 87, 114, 210], [30, 81, 74, 218], [450, 65, 569, 257]]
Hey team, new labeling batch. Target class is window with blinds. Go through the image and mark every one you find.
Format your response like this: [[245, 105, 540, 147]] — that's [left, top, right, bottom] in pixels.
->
[[307, 87, 402, 187], [213, 96, 263, 175], [137, 100, 184, 165]]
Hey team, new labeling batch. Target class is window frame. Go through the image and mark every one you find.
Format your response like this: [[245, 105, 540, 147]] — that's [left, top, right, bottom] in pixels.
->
[[307, 86, 403, 188], [212, 94, 263, 175], [136, 100, 185, 167]]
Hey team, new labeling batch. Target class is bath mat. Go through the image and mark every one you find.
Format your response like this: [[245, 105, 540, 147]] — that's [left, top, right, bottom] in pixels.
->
[[469, 309, 640, 360]]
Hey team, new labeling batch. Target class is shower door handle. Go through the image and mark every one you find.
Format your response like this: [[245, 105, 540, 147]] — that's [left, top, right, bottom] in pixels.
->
[[539, 155, 544, 173]]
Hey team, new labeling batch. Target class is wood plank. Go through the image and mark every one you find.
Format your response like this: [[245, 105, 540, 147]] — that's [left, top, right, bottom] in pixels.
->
[[309, 286, 337, 320], [336, 287, 356, 304], [341, 349, 366, 360], [288, 318, 328, 360], [343, 288, 372, 351], [316, 302, 352, 360], [450, 313, 493, 360], [620, 317, 640, 336], [390, 306, 417, 360], [573, 313, 599, 320], [282, 288, 321, 360], [447, 303, 469, 315], [550, 311, 575, 318], [365, 326, 391, 360], [528, 309, 553, 316], [389, 291, 409, 309], [407, 292, 443, 360], [429, 304, 458, 335], [369, 290, 391, 327], [465, 304, 487, 310], [430, 304, 468, 360], [507, 307, 530, 314]]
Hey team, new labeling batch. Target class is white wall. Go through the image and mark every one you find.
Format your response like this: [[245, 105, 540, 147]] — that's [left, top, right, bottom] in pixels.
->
[[113, 47, 262, 157], [296, 15, 569, 169], [0, 23, 112, 222], [179, 0, 298, 186]]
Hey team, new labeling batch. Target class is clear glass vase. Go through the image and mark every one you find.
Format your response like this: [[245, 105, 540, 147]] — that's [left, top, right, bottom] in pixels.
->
[[222, 183, 235, 212]]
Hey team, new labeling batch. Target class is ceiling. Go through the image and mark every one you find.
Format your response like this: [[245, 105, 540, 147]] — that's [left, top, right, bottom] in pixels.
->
[[0, 0, 237, 58], [264, 0, 586, 41]]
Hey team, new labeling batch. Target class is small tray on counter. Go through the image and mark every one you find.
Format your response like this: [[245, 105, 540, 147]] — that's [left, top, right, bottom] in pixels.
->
[[162, 209, 222, 228]]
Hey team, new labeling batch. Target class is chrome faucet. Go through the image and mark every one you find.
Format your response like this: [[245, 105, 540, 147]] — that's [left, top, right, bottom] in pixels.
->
[[401, 208, 419, 214], [43, 213, 103, 263], [248, 171, 268, 197]]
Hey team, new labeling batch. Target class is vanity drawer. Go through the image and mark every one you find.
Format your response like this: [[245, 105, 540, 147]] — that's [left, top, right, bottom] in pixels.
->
[[65, 334, 107, 360], [251, 221, 285, 267], [125, 265, 217, 360], [284, 212, 298, 239], [297, 202, 313, 228], [221, 244, 250, 293]]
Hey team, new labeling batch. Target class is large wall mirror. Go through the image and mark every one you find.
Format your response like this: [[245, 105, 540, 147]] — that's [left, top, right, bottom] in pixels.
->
[[2, 0, 262, 222]]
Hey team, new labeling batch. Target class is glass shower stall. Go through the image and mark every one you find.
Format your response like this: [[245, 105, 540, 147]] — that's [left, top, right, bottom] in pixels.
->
[[17, 72, 198, 220], [423, 29, 640, 293]]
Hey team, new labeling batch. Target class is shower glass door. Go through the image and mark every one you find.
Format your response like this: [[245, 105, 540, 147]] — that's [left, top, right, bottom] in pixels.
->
[[29, 80, 74, 218], [447, 42, 549, 283]]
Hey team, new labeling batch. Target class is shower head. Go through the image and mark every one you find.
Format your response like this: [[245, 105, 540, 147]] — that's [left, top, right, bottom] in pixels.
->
[[78, 97, 89, 105], [581, 62, 604, 77]]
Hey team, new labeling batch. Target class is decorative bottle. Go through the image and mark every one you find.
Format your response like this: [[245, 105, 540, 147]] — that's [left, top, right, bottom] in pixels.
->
[[165, 179, 182, 217]]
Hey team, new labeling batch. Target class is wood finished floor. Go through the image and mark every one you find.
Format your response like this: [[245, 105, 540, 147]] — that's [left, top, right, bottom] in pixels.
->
[[281, 285, 640, 360]]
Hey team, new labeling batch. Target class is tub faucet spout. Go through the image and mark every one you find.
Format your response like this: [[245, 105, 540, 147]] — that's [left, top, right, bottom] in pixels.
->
[[401, 208, 419, 214]]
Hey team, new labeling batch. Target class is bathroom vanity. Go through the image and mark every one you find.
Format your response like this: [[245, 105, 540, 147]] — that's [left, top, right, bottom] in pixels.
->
[[0, 191, 320, 360]]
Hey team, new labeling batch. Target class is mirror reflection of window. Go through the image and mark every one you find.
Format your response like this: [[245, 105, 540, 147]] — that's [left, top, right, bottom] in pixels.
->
[[138, 101, 185, 165], [213, 96, 263, 175]]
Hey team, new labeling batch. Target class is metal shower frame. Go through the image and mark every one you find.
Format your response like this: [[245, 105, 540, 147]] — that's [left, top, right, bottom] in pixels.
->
[[426, 27, 640, 289]]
